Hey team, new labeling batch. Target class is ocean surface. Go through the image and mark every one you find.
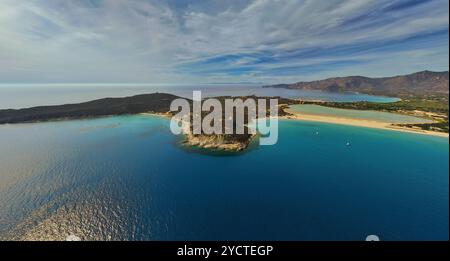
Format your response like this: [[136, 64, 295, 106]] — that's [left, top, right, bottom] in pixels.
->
[[0, 84, 398, 109], [0, 115, 448, 240], [289, 104, 434, 124]]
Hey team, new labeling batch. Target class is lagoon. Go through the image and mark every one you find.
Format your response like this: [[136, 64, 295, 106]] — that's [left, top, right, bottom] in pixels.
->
[[288, 104, 433, 124]]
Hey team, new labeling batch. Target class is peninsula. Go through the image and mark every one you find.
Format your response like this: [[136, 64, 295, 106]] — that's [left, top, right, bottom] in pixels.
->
[[0, 93, 290, 152]]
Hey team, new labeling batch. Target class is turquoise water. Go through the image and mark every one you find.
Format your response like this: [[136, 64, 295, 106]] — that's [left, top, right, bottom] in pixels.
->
[[0, 115, 448, 240], [0, 84, 398, 109], [289, 104, 433, 124]]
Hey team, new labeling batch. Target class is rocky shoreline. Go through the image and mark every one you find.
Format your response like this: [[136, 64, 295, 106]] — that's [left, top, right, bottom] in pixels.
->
[[181, 133, 257, 152]]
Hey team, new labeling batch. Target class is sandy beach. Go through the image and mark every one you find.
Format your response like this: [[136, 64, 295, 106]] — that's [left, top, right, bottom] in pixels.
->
[[140, 110, 448, 138], [283, 109, 449, 138], [139, 112, 172, 118]]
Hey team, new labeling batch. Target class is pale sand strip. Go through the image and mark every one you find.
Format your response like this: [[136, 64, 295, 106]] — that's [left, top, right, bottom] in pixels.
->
[[139, 112, 172, 119], [140, 111, 448, 138], [283, 109, 449, 138]]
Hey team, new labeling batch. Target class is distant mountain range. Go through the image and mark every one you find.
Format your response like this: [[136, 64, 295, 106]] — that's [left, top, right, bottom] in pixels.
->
[[265, 71, 449, 97]]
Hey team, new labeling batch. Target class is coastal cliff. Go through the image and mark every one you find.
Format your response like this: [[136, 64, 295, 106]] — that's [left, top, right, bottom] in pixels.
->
[[182, 133, 256, 151]]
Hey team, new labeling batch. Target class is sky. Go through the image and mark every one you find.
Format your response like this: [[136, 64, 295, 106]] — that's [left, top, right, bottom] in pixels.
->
[[0, 0, 448, 84]]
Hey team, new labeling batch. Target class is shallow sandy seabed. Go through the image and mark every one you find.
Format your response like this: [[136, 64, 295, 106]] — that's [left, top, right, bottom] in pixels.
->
[[283, 109, 449, 138]]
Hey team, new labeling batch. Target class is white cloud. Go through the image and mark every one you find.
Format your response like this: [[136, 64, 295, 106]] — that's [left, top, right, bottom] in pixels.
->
[[0, 0, 448, 83]]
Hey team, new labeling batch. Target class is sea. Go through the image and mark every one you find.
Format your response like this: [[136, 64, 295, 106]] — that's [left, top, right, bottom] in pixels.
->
[[0, 84, 397, 109], [0, 85, 447, 240]]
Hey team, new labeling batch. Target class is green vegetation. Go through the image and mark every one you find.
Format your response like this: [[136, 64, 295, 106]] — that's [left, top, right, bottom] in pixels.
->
[[396, 122, 449, 133], [302, 95, 449, 133], [306, 96, 448, 114]]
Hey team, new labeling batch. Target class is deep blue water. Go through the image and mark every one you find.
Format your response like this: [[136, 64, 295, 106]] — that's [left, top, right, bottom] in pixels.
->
[[0, 115, 448, 240]]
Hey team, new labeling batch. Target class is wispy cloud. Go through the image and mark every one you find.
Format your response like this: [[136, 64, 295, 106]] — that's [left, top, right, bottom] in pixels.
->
[[0, 0, 448, 84]]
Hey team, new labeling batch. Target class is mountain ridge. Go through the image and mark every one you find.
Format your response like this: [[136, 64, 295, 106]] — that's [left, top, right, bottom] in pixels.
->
[[264, 71, 449, 97]]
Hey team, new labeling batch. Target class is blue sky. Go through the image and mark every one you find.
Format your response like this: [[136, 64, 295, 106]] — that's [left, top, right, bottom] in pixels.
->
[[0, 0, 448, 84]]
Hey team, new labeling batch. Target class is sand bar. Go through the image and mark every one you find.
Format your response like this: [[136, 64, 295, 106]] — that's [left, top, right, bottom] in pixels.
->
[[284, 108, 449, 138]]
